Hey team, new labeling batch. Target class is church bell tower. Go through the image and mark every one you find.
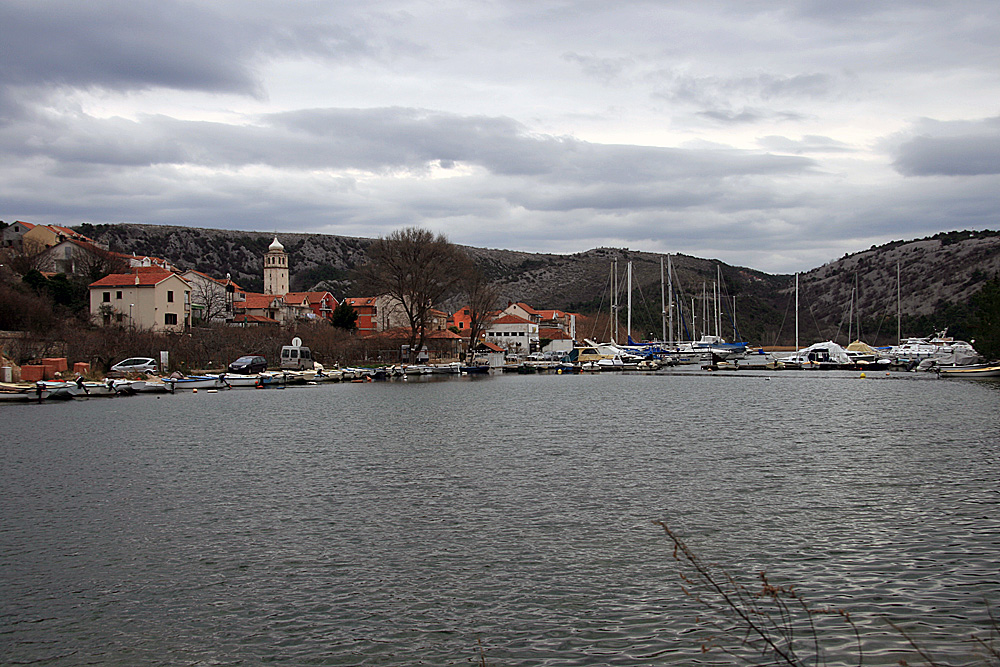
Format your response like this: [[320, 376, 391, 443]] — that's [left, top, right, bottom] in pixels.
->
[[264, 236, 289, 295]]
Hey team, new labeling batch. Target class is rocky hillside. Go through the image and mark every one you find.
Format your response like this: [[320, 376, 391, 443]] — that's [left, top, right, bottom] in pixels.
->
[[82, 224, 1000, 347]]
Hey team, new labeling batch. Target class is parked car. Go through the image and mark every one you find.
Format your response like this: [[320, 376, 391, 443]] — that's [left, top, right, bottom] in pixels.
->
[[228, 355, 267, 374], [111, 357, 158, 374]]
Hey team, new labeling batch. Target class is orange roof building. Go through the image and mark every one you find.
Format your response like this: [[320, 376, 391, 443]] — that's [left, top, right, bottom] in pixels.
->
[[89, 268, 191, 332]]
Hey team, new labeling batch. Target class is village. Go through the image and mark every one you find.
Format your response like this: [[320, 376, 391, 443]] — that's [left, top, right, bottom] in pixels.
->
[[1, 222, 582, 384]]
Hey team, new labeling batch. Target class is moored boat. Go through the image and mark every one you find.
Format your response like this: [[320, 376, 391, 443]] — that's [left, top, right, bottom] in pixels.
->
[[0, 382, 51, 401], [937, 364, 1000, 379], [163, 375, 228, 391]]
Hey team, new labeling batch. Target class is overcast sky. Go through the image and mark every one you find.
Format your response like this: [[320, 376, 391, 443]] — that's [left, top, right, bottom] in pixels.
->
[[2, 1, 998, 273]]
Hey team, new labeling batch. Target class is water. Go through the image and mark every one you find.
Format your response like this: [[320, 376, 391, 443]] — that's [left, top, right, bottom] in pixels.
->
[[2, 371, 999, 666]]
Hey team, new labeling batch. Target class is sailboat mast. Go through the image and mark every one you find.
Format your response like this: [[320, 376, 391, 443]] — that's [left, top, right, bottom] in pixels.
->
[[848, 285, 854, 343], [701, 281, 707, 338], [626, 260, 633, 343], [660, 257, 666, 343], [716, 265, 722, 339], [795, 272, 799, 352], [712, 281, 718, 337], [611, 259, 618, 345], [896, 262, 903, 342], [668, 255, 674, 346]]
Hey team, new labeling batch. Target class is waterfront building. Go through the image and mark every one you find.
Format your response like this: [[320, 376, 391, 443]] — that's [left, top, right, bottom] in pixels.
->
[[483, 313, 539, 355]]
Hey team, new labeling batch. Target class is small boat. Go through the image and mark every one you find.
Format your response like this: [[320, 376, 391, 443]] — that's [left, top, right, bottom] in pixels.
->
[[221, 373, 264, 388], [283, 370, 317, 384], [72, 380, 118, 397], [135, 379, 170, 393], [37, 380, 82, 399], [937, 364, 1000, 379], [0, 382, 51, 402], [460, 364, 491, 374], [597, 354, 639, 371], [163, 375, 228, 391]]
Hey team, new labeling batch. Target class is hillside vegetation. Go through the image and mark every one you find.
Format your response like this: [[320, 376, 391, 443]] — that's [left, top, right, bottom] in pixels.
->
[[82, 224, 1000, 351]]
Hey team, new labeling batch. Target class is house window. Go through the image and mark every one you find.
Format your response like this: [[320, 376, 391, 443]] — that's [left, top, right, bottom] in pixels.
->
[[167, 290, 174, 303], [165, 313, 178, 325], [116, 291, 122, 299], [103, 292, 111, 302]]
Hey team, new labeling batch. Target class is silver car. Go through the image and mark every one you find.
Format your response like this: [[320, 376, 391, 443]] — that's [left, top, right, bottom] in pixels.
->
[[111, 357, 158, 373]]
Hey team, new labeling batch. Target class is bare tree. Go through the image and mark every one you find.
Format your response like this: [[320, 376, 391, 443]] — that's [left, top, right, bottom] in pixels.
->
[[188, 276, 231, 323], [5, 239, 47, 277], [360, 227, 464, 361], [73, 245, 130, 284], [460, 256, 501, 350]]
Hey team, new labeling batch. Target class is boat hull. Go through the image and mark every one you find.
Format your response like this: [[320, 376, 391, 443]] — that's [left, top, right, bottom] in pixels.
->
[[938, 364, 1000, 378]]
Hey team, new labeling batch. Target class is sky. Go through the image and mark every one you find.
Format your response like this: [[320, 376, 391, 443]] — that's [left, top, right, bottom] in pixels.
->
[[2, 1, 999, 274]]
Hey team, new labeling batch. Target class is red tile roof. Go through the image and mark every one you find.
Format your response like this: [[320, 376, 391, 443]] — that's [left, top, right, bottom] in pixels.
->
[[540, 327, 573, 340], [490, 314, 533, 325], [89, 268, 179, 288], [283, 292, 310, 305], [240, 293, 281, 309], [514, 302, 540, 315]]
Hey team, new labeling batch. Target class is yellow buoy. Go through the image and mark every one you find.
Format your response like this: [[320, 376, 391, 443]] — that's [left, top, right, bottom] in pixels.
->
[[860, 372, 866, 379]]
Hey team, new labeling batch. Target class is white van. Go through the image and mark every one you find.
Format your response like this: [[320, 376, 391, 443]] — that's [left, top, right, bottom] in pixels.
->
[[280, 338, 313, 370]]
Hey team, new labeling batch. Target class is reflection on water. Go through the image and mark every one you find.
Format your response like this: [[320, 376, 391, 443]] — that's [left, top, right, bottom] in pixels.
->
[[2, 372, 998, 665]]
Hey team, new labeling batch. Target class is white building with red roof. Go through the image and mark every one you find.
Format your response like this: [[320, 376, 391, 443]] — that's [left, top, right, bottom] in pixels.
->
[[483, 313, 539, 355], [89, 267, 191, 332]]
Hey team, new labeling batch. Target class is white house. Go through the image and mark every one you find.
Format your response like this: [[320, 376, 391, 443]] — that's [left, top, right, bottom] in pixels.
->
[[483, 313, 539, 355], [89, 268, 191, 332]]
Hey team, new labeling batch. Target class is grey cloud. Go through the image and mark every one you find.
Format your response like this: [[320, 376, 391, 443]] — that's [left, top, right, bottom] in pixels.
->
[[653, 69, 834, 107], [892, 117, 1000, 176], [697, 109, 770, 125], [894, 135, 1000, 176], [757, 135, 854, 154], [0, 1, 261, 95], [0, 104, 816, 184], [0, 1, 383, 97], [562, 53, 636, 84]]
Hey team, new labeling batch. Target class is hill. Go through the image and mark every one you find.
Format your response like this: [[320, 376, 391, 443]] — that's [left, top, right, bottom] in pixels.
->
[[82, 223, 1000, 347]]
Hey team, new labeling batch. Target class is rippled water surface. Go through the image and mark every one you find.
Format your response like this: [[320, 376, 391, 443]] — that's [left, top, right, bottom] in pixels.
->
[[3, 371, 999, 665]]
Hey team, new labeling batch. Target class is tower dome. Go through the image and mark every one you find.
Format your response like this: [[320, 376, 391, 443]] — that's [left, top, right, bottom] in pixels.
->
[[268, 236, 284, 251]]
